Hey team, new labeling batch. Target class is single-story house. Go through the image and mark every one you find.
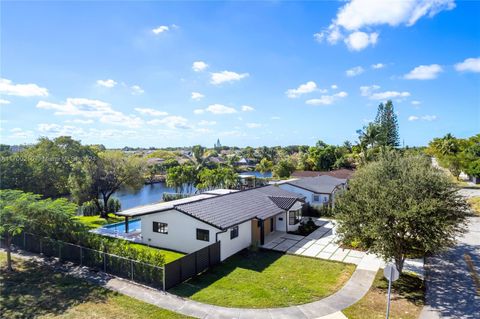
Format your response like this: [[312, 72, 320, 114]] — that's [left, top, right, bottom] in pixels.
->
[[291, 169, 354, 180], [116, 185, 305, 261], [277, 175, 347, 208]]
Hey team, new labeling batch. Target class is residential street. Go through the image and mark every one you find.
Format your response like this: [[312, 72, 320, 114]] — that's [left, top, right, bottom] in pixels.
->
[[421, 188, 480, 319]]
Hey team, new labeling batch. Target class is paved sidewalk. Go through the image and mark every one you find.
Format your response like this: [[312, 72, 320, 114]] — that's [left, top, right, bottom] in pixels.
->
[[5, 249, 377, 319]]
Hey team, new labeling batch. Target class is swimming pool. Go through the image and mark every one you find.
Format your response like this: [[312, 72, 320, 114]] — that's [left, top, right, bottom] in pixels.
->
[[102, 218, 141, 234]]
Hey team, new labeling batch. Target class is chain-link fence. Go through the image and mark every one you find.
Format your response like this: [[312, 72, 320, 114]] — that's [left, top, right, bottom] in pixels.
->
[[3, 233, 164, 289]]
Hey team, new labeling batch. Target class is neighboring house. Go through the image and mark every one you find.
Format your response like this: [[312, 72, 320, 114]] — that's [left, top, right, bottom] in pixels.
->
[[291, 169, 354, 180], [116, 185, 305, 261], [209, 156, 225, 165], [277, 175, 347, 208]]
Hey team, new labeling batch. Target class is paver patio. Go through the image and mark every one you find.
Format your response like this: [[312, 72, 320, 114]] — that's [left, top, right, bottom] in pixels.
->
[[261, 218, 370, 266]]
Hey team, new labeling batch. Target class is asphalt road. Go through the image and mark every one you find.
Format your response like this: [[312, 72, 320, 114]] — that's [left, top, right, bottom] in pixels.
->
[[421, 199, 480, 319]]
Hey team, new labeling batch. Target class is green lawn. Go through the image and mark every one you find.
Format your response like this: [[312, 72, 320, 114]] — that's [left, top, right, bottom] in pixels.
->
[[343, 270, 425, 319], [75, 214, 124, 229], [76, 214, 184, 263], [0, 252, 192, 319], [169, 250, 355, 308]]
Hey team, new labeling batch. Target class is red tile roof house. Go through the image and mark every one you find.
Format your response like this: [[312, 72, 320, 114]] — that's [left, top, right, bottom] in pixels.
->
[[116, 186, 305, 261]]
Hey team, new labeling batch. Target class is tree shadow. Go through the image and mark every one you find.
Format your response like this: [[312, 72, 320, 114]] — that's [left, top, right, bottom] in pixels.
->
[[1, 258, 110, 319], [424, 242, 480, 319]]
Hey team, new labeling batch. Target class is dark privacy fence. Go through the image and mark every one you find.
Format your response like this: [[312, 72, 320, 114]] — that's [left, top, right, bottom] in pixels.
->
[[3, 233, 164, 289], [164, 241, 221, 290], [3, 233, 222, 291]]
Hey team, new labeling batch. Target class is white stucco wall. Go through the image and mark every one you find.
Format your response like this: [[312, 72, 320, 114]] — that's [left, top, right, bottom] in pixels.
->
[[275, 212, 287, 232], [217, 220, 252, 260], [140, 209, 220, 254], [278, 183, 329, 206], [140, 209, 252, 261]]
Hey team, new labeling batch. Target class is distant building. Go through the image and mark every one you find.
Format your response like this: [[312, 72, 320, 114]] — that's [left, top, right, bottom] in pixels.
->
[[214, 138, 222, 150]]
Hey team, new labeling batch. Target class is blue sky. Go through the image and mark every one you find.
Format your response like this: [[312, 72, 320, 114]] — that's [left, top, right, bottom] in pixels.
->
[[1, 0, 479, 148]]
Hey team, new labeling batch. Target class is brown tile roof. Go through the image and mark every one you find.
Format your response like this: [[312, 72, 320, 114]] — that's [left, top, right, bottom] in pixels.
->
[[292, 169, 355, 180]]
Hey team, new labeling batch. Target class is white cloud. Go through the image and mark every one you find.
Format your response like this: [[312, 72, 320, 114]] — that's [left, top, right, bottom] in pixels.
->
[[131, 85, 144, 95], [148, 116, 190, 129], [331, 84, 338, 89], [192, 61, 208, 72], [411, 100, 421, 105], [134, 107, 168, 116], [306, 91, 348, 106], [404, 64, 443, 80], [346, 66, 365, 77], [285, 81, 318, 98], [38, 123, 86, 136], [152, 25, 169, 34], [65, 119, 94, 124], [314, 0, 455, 51], [36, 98, 143, 128], [372, 63, 385, 69], [370, 91, 411, 100], [271, 116, 281, 120], [344, 31, 378, 51], [96, 79, 117, 88], [409, 115, 437, 121], [205, 104, 237, 114], [191, 92, 205, 101], [0, 78, 49, 97], [360, 84, 380, 96], [241, 105, 255, 112], [246, 123, 262, 128], [0, 99, 11, 105], [210, 71, 249, 85], [454, 57, 480, 73], [194, 104, 237, 115], [9, 127, 34, 139], [198, 120, 216, 126], [360, 85, 410, 100]]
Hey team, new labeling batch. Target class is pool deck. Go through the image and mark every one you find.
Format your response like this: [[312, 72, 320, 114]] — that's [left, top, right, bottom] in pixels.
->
[[90, 228, 143, 243]]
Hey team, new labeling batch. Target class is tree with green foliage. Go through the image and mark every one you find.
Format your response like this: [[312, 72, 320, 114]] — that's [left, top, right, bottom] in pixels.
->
[[69, 151, 146, 218], [426, 133, 468, 178], [308, 145, 337, 171], [196, 167, 238, 191], [0, 189, 78, 271], [165, 165, 197, 193], [335, 152, 468, 272], [272, 159, 296, 179], [0, 137, 96, 198], [374, 100, 400, 147], [256, 158, 274, 174]]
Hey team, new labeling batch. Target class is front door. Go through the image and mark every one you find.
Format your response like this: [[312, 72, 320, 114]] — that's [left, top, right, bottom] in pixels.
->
[[270, 217, 274, 232]]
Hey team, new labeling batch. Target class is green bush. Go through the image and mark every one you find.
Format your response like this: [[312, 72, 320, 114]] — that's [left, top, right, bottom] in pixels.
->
[[79, 198, 121, 216], [296, 218, 318, 236]]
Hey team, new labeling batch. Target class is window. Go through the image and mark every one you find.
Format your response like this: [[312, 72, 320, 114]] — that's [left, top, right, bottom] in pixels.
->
[[313, 195, 320, 202], [196, 228, 210, 241], [230, 226, 239, 239], [289, 210, 302, 225], [153, 222, 168, 234]]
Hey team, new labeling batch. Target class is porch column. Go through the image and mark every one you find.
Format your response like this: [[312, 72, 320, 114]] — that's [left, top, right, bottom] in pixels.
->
[[259, 220, 265, 245], [125, 216, 129, 233]]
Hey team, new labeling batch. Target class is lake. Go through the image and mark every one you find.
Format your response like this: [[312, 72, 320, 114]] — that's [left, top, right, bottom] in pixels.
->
[[112, 171, 272, 210]]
